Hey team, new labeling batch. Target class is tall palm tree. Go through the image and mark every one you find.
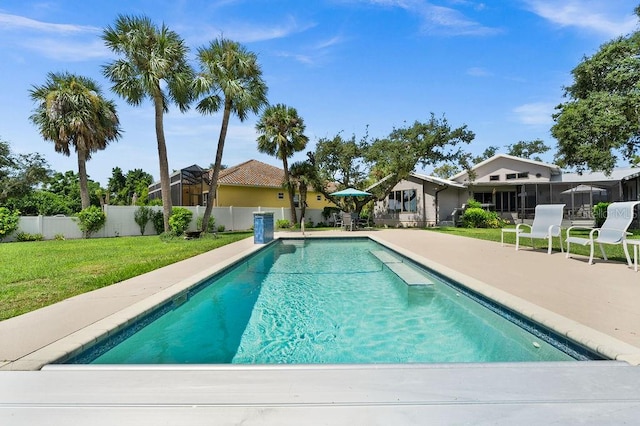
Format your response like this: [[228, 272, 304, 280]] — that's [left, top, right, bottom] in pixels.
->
[[288, 160, 317, 224], [193, 38, 268, 232], [29, 72, 121, 210], [256, 104, 309, 224], [102, 14, 194, 232]]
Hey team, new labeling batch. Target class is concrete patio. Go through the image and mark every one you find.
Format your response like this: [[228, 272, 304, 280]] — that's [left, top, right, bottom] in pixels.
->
[[1, 229, 640, 424]]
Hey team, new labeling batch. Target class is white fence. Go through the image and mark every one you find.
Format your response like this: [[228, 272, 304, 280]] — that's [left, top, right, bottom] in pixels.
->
[[6, 205, 328, 241]]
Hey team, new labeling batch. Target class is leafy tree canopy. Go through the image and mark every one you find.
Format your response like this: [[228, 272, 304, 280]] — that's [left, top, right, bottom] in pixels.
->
[[311, 115, 474, 214], [107, 167, 153, 205], [506, 139, 550, 162], [552, 6, 640, 173], [0, 138, 50, 205]]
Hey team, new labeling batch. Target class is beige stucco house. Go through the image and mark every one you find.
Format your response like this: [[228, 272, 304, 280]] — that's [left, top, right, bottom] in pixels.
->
[[375, 154, 640, 227]]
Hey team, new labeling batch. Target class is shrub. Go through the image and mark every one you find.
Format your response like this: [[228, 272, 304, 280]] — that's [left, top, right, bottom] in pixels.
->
[[54, 233, 65, 241], [0, 207, 20, 242], [593, 202, 610, 228], [16, 232, 44, 242], [276, 219, 290, 229], [75, 206, 106, 238], [461, 207, 504, 229], [151, 210, 164, 235], [466, 198, 482, 209], [197, 215, 216, 233], [134, 206, 153, 235], [168, 207, 193, 236], [217, 225, 225, 232]]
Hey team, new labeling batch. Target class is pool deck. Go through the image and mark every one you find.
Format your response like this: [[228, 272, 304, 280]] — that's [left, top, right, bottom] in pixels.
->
[[2, 229, 640, 423]]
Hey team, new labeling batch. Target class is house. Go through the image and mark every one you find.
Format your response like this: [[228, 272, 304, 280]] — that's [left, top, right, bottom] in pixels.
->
[[376, 154, 640, 227], [149, 159, 334, 210]]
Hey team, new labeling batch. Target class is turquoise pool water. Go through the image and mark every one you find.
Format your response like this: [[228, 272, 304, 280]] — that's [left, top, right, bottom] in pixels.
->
[[66, 238, 596, 364]]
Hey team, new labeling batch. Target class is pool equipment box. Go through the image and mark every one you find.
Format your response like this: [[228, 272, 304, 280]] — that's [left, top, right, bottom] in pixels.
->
[[253, 212, 274, 244]]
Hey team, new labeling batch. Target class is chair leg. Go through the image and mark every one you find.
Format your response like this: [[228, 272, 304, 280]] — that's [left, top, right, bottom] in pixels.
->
[[623, 242, 632, 266], [565, 240, 571, 258], [558, 235, 564, 253], [547, 235, 552, 255], [515, 233, 520, 251], [588, 243, 595, 265], [599, 244, 607, 261]]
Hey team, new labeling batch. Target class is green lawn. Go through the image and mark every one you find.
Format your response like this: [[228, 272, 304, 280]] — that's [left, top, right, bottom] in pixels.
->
[[0, 233, 251, 321], [426, 226, 640, 264]]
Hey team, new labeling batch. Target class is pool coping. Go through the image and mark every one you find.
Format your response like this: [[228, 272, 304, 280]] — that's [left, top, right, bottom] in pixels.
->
[[6, 233, 640, 370]]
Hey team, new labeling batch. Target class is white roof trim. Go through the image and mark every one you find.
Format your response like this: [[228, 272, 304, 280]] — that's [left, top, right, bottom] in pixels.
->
[[410, 172, 466, 188]]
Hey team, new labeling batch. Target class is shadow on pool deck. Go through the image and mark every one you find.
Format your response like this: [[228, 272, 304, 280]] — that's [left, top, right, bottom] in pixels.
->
[[1, 229, 640, 424]]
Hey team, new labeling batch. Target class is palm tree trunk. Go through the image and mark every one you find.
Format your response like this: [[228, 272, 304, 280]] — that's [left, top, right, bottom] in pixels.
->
[[202, 99, 232, 232], [299, 184, 307, 222], [77, 149, 90, 210], [153, 90, 172, 233], [282, 156, 297, 224]]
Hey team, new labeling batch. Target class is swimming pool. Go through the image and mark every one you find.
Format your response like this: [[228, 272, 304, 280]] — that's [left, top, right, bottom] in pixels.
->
[[62, 237, 602, 364]]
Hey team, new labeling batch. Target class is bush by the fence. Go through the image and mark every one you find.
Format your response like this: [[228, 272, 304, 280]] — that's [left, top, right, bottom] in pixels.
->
[[0, 207, 20, 241], [197, 215, 216, 233], [134, 206, 153, 235], [169, 207, 193, 236], [75, 206, 107, 238], [151, 210, 164, 235]]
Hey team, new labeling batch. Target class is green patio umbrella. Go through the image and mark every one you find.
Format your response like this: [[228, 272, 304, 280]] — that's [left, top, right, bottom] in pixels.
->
[[329, 187, 371, 197]]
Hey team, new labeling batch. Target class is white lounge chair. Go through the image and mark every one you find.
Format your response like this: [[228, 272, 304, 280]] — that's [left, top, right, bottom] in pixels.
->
[[515, 204, 565, 254], [565, 201, 640, 266]]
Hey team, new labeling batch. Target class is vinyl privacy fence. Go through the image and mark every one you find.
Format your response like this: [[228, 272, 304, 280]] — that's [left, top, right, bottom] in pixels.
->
[[7, 205, 328, 241]]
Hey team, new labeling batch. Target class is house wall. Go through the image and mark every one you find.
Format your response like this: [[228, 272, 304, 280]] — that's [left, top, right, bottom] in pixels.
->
[[373, 178, 466, 227], [216, 185, 333, 209], [373, 178, 424, 227], [456, 157, 554, 185]]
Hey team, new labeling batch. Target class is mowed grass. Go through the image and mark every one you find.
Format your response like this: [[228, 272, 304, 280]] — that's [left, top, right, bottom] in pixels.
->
[[426, 226, 640, 263], [0, 233, 251, 321]]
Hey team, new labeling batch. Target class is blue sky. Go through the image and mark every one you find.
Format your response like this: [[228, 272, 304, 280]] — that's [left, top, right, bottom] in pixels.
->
[[1, 1, 638, 186]]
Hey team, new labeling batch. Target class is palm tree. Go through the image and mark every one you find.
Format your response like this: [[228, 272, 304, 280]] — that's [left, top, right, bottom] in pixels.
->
[[256, 104, 309, 224], [29, 72, 121, 210], [288, 160, 317, 225], [102, 15, 194, 232], [193, 38, 268, 232]]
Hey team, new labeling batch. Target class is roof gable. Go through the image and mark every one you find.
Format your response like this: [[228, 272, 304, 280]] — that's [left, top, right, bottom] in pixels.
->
[[217, 159, 285, 187], [451, 154, 561, 182]]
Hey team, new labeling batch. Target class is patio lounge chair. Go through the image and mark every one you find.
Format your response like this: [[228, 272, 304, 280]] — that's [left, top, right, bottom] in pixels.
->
[[515, 204, 565, 254], [565, 201, 640, 266]]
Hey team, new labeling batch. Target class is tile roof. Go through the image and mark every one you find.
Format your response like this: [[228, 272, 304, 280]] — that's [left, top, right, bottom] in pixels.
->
[[217, 159, 285, 187]]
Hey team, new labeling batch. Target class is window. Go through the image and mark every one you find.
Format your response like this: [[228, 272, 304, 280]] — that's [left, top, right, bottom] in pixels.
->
[[506, 173, 517, 180], [517, 172, 529, 179], [277, 192, 284, 199], [388, 189, 417, 213], [316, 195, 321, 201], [489, 175, 500, 181]]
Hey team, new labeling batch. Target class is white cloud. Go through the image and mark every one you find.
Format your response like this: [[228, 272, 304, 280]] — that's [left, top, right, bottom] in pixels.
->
[[20, 38, 110, 61], [354, 0, 502, 36], [188, 16, 317, 45], [513, 102, 555, 125], [0, 13, 100, 34], [466, 66, 492, 77], [523, 0, 637, 37]]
